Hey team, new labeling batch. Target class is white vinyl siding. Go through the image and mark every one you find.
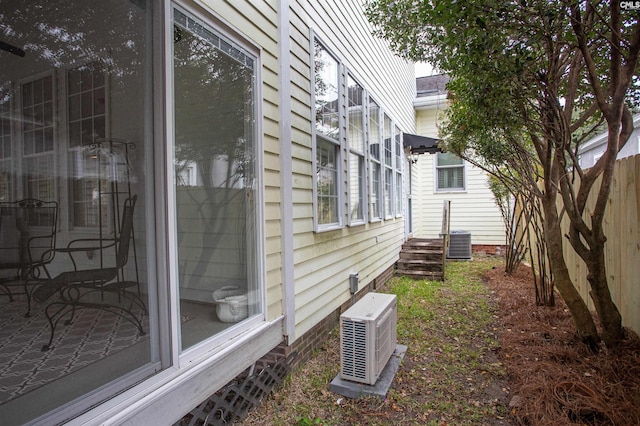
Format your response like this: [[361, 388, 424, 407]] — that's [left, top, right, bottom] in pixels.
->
[[290, 0, 415, 338], [412, 104, 504, 245]]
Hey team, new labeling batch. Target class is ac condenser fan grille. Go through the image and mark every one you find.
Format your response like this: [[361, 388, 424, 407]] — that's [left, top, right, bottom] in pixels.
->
[[341, 320, 367, 380]]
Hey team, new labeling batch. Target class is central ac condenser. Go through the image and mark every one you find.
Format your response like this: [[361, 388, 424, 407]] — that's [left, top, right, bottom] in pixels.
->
[[340, 293, 397, 385]]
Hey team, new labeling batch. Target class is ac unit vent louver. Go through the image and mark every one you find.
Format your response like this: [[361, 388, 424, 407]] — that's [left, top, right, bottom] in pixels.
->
[[340, 293, 397, 385], [447, 230, 472, 259]]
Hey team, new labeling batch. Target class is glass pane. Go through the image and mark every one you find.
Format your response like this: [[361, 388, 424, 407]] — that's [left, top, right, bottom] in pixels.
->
[[316, 138, 338, 224], [314, 41, 339, 140], [349, 153, 363, 222], [437, 152, 464, 166], [347, 76, 364, 154], [384, 167, 393, 217], [395, 125, 401, 165], [369, 100, 380, 160], [395, 171, 402, 214], [0, 1, 155, 423], [173, 9, 259, 351], [371, 162, 381, 219], [383, 114, 392, 166], [438, 167, 464, 189]]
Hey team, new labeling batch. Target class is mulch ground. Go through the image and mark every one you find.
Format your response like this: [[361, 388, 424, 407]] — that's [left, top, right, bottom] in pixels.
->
[[237, 261, 640, 425], [485, 264, 640, 425]]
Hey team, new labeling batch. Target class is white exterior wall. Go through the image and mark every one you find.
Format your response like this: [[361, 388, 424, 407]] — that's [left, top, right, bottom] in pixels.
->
[[288, 0, 415, 339], [579, 115, 640, 168], [413, 107, 505, 246]]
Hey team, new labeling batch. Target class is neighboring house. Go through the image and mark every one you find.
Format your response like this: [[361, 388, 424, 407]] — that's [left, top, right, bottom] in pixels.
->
[[0, 1, 415, 425], [579, 113, 640, 168], [408, 75, 506, 253]]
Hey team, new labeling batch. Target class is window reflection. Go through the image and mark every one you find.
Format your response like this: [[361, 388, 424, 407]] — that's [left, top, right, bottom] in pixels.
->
[[0, 1, 154, 423], [172, 9, 259, 350]]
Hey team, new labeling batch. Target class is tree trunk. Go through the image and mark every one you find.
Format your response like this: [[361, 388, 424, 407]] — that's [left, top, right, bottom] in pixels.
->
[[541, 193, 600, 347], [585, 246, 623, 347]]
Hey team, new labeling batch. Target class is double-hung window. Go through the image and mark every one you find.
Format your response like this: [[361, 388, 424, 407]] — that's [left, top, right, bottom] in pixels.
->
[[368, 99, 382, 221], [436, 152, 465, 191], [394, 125, 402, 216], [347, 75, 365, 224], [383, 114, 393, 218], [313, 39, 341, 229], [21, 74, 56, 203]]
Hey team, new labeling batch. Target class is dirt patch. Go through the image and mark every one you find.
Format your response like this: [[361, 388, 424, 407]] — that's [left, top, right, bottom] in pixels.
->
[[485, 264, 640, 425]]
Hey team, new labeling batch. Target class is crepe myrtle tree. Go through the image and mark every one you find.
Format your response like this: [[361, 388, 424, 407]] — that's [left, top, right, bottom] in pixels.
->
[[366, 0, 640, 348]]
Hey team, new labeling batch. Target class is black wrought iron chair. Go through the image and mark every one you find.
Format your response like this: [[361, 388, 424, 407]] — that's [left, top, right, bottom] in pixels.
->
[[0, 199, 58, 315], [33, 195, 146, 351]]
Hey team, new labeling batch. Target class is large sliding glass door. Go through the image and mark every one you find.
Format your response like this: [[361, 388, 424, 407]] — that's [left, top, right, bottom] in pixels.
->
[[0, 1, 265, 423], [0, 1, 157, 424]]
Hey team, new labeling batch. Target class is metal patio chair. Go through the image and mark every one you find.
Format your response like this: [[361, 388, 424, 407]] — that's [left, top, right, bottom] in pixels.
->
[[0, 198, 58, 316], [33, 195, 146, 351]]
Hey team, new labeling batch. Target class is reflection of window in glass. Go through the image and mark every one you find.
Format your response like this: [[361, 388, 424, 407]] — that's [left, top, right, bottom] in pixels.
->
[[383, 114, 393, 218], [0, 84, 12, 201], [369, 99, 381, 220], [173, 8, 260, 351], [314, 41, 339, 141], [347, 75, 364, 223], [395, 125, 402, 216], [22, 74, 55, 201], [436, 152, 465, 191], [0, 1, 153, 422], [317, 137, 339, 225], [68, 62, 109, 228]]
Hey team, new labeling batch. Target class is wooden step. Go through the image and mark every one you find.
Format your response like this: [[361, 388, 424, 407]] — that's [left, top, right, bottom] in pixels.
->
[[396, 238, 445, 280], [397, 259, 443, 269], [399, 251, 443, 261], [402, 241, 443, 249], [395, 269, 444, 281]]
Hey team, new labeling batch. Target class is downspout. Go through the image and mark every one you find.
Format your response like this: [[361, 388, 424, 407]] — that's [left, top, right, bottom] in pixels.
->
[[278, 0, 295, 344]]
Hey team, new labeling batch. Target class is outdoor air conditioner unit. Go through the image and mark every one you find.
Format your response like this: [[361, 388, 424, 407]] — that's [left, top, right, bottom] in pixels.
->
[[447, 230, 472, 259], [340, 293, 397, 385]]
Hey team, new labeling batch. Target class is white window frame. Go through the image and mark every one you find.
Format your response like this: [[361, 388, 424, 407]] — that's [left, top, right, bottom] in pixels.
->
[[382, 113, 393, 219], [368, 97, 382, 222], [394, 125, 403, 217], [19, 71, 57, 204], [311, 35, 343, 232], [435, 152, 466, 192], [346, 73, 366, 226]]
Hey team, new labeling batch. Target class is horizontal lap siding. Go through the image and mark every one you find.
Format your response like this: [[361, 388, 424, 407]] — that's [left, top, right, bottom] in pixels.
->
[[413, 108, 505, 245], [289, 1, 414, 338], [413, 154, 505, 245]]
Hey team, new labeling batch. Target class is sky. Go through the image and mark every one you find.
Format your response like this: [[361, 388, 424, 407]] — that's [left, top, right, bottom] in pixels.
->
[[415, 62, 437, 77]]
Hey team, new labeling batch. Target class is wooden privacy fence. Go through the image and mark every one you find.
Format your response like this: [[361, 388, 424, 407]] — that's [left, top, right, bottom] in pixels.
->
[[525, 154, 640, 335]]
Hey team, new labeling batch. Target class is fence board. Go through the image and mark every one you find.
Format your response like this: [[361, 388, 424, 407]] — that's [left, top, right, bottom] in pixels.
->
[[526, 154, 640, 335]]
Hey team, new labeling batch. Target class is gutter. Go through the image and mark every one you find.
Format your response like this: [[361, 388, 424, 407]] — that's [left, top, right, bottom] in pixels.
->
[[413, 93, 448, 110]]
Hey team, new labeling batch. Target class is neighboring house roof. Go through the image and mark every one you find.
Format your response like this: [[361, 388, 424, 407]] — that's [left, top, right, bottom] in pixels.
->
[[414, 74, 449, 109], [579, 113, 640, 152], [578, 113, 640, 168], [416, 74, 449, 97]]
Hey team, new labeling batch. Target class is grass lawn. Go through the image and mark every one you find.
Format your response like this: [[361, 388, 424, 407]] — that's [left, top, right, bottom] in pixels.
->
[[241, 256, 511, 425]]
